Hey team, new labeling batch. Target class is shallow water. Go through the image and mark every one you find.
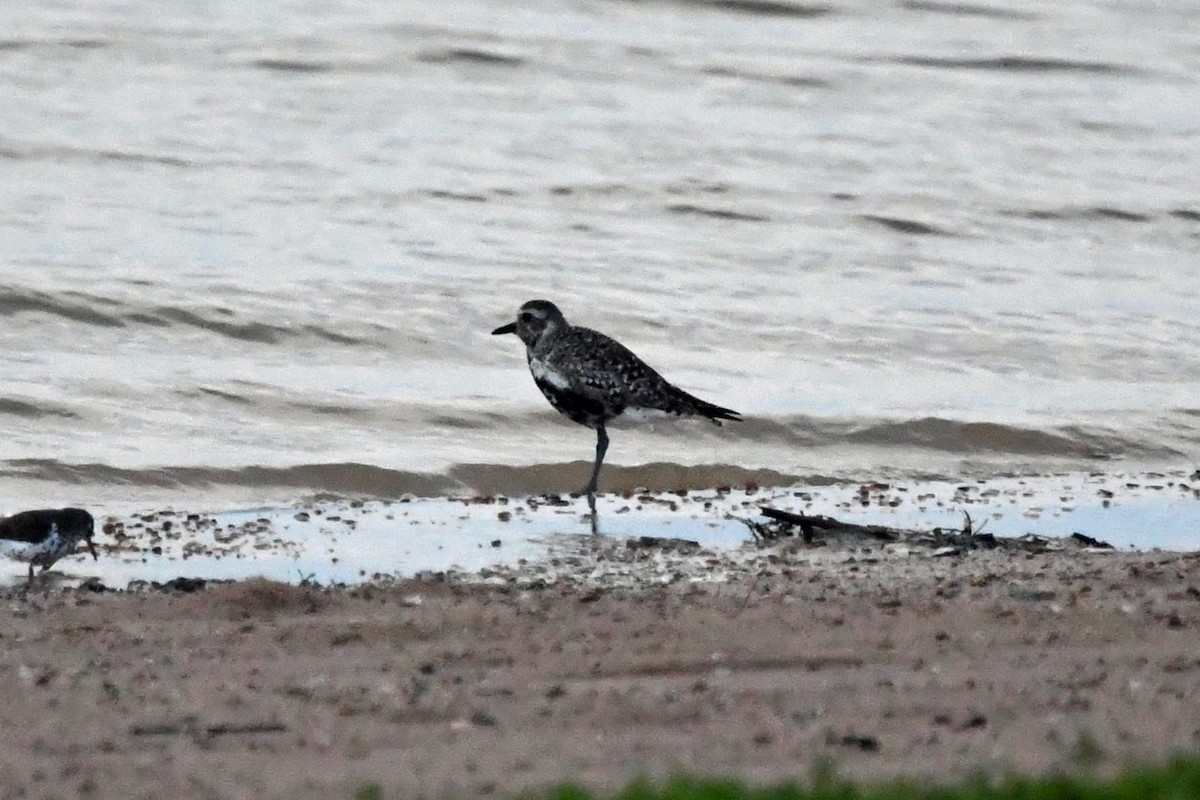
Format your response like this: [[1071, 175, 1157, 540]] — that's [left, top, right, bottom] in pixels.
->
[[3, 471, 1194, 588], [1, 0, 1198, 543]]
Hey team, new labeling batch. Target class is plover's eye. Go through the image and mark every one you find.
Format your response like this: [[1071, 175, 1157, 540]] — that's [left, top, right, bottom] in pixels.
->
[[519, 312, 533, 323]]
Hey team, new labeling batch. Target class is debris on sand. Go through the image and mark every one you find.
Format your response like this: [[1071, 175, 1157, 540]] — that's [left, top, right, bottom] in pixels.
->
[[747, 506, 1116, 554]]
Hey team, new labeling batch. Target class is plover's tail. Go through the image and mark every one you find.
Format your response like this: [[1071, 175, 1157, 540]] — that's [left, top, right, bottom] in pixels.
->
[[667, 386, 742, 426]]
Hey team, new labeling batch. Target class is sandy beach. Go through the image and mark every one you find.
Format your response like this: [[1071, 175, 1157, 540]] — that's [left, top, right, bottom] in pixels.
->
[[1, 529, 1197, 799]]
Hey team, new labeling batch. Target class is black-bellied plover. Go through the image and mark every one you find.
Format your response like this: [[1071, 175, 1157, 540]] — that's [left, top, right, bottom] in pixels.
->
[[0, 508, 97, 582], [492, 300, 740, 517]]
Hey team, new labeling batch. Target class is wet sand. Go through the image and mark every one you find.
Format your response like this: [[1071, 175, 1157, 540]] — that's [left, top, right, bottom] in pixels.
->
[[4, 470, 1193, 590], [1, 533, 1198, 799]]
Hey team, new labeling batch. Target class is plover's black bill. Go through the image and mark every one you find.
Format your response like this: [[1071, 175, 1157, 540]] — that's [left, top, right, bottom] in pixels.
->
[[492, 322, 517, 335], [86, 538, 98, 560]]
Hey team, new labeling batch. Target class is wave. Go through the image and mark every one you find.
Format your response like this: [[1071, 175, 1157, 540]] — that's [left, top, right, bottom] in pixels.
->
[[666, 204, 770, 222], [897, 0, 1038, 20], [0, 460, 459, 497], [704, 0, 832, 18], [448, 462, 803, 496], [858, 214, 952, 236], [701, 65, 829, 89], [0, 458, 802, 497], [0, 38, 108, 52], [425, 189, 490, 203], [415, 49, 525, 67], [0, 287, 125, 327], [844, 418, 1107, 457], [618, 0, 831, 18], [891, 56, 1136, 75], [0, 142, 196, 168], [0, 411, 1176, 499], [251, 58, 337, 73], [0, 398, 79, 420], [737, 415, 1175, 459], [1003, 206, 1156, 223], [152, 307, 369, 346], [0, 286, 375, 347]]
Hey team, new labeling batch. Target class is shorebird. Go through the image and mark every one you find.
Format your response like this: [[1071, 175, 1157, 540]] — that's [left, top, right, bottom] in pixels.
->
[[492, 300, 740, 516], [0, 508, 98, 582]]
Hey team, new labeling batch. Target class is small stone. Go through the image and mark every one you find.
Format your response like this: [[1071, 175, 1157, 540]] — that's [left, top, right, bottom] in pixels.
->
[[839, 734, 879, 752], [961, 713, 988, 729], [470, 710, 497, 727]]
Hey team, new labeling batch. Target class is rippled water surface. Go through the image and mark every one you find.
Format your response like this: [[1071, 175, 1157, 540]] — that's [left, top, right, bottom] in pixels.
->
[[1, 0, 1198, 531]]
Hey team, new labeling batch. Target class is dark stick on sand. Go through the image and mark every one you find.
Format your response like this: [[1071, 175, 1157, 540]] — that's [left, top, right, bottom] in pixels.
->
[[757, 507, 899, 543], [752, 506, 1114, 552], [130, 717, 287, 740]]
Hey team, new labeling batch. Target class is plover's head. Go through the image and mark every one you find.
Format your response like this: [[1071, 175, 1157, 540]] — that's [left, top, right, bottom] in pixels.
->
[[59, 508, 99, 561], [491, 300, 568, 349]]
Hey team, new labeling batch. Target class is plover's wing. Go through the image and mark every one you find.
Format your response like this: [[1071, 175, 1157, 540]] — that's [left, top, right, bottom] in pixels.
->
[[545, 328, 675, 408], [0, 510, 56, 544], [552, 327, 741, 422]]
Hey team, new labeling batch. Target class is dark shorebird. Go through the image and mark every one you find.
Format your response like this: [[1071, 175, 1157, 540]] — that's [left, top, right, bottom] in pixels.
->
[[0, 508, 98, 582], [492, 300, 740, 517]]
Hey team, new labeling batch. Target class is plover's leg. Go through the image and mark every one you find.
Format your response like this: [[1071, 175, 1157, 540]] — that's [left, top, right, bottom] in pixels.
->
[[584, 425, 609, 519]]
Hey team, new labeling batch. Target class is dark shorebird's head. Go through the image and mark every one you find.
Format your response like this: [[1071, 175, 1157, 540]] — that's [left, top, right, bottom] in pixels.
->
[[491, 300, 568, 349], [59, 508, 98, 561]]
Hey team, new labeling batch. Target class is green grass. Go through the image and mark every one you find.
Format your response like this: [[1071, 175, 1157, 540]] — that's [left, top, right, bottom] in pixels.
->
[[353, 783, 383, 800], [539, 756, 1200, 800]]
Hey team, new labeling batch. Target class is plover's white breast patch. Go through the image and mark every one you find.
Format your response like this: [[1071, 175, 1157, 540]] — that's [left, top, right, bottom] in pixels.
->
[[529, 357, 572, 391]]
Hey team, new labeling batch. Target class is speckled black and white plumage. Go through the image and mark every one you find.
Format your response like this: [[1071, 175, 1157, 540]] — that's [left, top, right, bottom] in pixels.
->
[[492, 300, 740, 515], [0, 507, 98, 582]]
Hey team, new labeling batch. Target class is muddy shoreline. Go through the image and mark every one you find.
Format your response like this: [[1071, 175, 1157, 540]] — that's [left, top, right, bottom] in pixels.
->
[[1, 528, 1198, 799], [4, 468, 1196, 590]]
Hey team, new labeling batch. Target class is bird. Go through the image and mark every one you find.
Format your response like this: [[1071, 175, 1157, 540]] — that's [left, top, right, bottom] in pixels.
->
[[492, 300, 740, 517], [0, 507, 98, 582]]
